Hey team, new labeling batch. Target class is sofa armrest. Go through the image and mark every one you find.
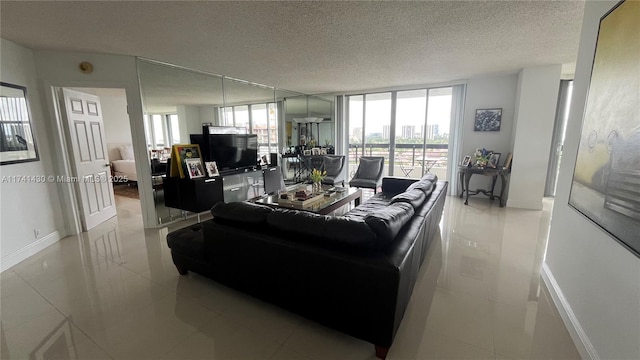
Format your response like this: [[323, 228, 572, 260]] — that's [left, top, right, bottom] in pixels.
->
[[381, 177, 419, 195]]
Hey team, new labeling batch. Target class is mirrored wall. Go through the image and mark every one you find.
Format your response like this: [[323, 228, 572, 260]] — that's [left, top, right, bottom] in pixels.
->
[[284, 95, 334, 148], [137, 58, 334, 225]]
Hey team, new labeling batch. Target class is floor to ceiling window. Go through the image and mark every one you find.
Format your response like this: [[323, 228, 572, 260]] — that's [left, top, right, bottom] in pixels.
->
[[348, 95, 364, 177], [364, 93, 392, 176], [347, 86, 454, 180], [395, 89, 427, 178], [144, 114, 181, 149], [426, 87, 452, 180], [233, 105, 250, 133], [219, 102, 279, 156]]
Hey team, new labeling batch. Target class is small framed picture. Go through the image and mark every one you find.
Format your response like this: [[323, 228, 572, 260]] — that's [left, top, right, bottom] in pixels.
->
[[205, 161, 219, 177], [303, 149, 312, 156], [488, 152, 501, 168], [311, 147, 321, 155], [474, 108, 502, 131], [185, 158, 205, 179], [462, 155, 471, 167], [320, 148, 327, 155]]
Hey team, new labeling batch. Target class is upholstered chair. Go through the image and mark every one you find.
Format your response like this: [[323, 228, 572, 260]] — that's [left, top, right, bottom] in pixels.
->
[[349, 157, 385, 193], [321, 155, 346, 186]]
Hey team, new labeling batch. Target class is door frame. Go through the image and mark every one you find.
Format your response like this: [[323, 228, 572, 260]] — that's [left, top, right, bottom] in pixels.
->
[[44, 80, 146, 235]]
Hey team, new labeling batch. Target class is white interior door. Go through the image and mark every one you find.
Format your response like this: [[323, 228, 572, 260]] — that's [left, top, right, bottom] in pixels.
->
[[62, 88, 116, 230]]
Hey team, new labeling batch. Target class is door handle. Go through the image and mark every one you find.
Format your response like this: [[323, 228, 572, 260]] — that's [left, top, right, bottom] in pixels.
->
[[105, 164, 110, 167]]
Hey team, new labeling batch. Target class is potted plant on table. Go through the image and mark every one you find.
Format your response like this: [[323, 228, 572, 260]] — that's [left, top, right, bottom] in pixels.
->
[[473, 148, 492, 168], [310, 168, 326, 194]]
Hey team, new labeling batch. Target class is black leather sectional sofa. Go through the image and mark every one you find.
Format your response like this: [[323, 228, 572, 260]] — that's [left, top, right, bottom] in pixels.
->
[[167, 173, 448, 359]]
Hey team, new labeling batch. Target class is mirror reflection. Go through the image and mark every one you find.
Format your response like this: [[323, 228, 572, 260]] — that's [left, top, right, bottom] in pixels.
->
[[138, 59, 338, 225], [138, 59, 224, 225], [284, 95, 334, 149]]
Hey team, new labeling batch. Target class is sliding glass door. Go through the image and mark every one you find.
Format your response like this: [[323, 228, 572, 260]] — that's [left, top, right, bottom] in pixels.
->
[[426, 87, 452, 180], [347, 86, 454, 180], [364, 93, 392, 176], [395, 90, 427, 178], [348, 95, 364, 178]]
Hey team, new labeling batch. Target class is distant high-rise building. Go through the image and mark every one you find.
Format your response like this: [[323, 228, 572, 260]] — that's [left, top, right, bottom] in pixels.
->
[[426, 124, 440, 140], [401, 125, 414, 139], [352, 127, 362, 141], [383, 125, 391, 139]]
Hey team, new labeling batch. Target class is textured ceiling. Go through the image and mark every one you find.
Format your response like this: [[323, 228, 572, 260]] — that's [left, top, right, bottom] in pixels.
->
[[0, 1, 585, 94]]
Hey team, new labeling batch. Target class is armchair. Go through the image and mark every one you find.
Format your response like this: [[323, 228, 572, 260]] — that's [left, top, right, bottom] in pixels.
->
[[321, 155, 346, 186], [349, 157, 385, 193]]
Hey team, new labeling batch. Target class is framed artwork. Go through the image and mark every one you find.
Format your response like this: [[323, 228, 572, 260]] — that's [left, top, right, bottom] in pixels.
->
[[461, 155, 471, 167], [474, 108, 502, 131], [488, 153, 501, 168], [185, 158, 205, 179], [311, 147, 321, 155], [170, 144, 202, 178], [205, 161, 219, 177], [569, 0, 640, 257], [320, 148, 327, 155], [0, 82, 39, 165], [303, 149, 312, 156]]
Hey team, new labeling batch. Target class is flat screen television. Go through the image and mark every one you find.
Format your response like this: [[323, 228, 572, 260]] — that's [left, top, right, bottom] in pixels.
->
[[201, 134, 258, 171]]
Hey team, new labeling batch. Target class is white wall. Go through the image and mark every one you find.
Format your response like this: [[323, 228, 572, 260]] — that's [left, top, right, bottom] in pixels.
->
[[96, 88, 131, 145], [544, 1, 640, 359], [198, 105, 218, 128], [176, 105, 202, 138], [508, 65, 561, 210], [461, 74, 518, 194], [0, 39, 64, 270]]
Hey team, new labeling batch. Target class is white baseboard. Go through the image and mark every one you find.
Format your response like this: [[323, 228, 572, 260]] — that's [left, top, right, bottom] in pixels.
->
[[1, 231, 61, 272], [541, 263, 599, 360]]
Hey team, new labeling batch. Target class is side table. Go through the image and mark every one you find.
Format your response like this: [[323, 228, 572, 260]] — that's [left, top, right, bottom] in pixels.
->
[[458, 165, 510, 207]]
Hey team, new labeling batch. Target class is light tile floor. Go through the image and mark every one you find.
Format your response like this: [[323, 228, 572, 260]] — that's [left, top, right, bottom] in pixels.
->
[[1, 194, 581, 359]]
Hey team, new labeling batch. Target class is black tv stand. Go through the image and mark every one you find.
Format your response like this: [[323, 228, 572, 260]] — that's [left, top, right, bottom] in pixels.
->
[[164, 167, 274, 214], [219, 166, 258, 176]]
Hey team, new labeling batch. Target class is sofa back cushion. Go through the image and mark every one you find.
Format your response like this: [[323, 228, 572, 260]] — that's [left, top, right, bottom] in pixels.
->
[[390, 189, 427, 209], [406, 178, 435, 197], [266, 209, 378, 249], [211, 201, 274, 224], [118, 145, 135, 160], [421, 173, 438, 183], [266, 209, 327, 238], [365, 202, 415, 247]]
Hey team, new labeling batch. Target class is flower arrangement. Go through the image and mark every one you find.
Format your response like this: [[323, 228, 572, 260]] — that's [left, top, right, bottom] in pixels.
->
[[473, 148, 492, 167], [310, 168, 326, 183]]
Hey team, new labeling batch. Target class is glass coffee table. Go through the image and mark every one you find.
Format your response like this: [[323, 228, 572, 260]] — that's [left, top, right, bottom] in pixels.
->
[[253, 186, 362, 215]]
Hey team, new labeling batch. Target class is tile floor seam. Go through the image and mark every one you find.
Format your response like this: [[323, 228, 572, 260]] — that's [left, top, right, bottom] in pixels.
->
[[152, 325, 210, 360], [11, 268, 69, 321], [68, 318, 117, 360]]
